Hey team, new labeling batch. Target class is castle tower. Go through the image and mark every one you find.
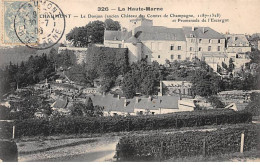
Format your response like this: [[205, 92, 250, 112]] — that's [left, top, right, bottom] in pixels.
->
[[129, 16, 153, 32]]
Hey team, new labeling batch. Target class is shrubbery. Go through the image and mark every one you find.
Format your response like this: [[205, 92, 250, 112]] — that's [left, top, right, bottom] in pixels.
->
[[116, 124, 260, 161], [12, 109, 252, 137]]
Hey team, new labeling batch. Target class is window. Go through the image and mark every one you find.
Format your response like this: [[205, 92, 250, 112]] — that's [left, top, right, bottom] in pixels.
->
[[178, 46, 181, 50], [151, 42, 156, 50], [190, 47, 193, 51], [171, 55, 174, 59], [158, 55, 160, 58], [218, 46, 221, 51], [158, 43, 163, 50], [170, 44, 174, 50], [118, 44, 122, 48], [199, 47, 202, 51], [151, 112, 155, 115], [145, 55, 148, 59], [208, 46, 211, 51], [209, 39, 211, 43], [218, 39, 221, 43], [178, 55, 181, 59], [199, 39, 202, 43]]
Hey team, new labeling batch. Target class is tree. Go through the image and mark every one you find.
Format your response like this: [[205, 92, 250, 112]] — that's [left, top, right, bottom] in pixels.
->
[[249, 50, 260, 64], [66, 19, 120, 47], [122, 60, 161, 98], [105, 19, 121, 31], [228, 58, 235, 72], [206, 96, 225, 108], [86, 97, 94, 111], [66, 26, 89, 47], [191, 69, 221, 97]]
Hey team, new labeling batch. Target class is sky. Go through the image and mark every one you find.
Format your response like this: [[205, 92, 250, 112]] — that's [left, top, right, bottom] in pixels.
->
[[57, 0, 260, 35], [1, 0, 260, 45]]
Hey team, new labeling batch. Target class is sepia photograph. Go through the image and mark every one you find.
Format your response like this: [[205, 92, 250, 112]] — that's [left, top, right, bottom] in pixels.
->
[[0, 0, 259, 162]]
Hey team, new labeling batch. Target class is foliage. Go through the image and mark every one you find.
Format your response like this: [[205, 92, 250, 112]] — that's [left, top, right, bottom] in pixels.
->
[[13, 109, 252, 137], [249, 49, 260, 64], [0, 105, 10, 120], [122, 60, 162, 98], [105, 19, 121, 31], [66, 19, 121, 47], [243, 92, 260, 116], [85, 46, 128, 92], [71, 98, 103, 117], [206, 96, 225, 108], [66, 26, 89, 47], [191, 69, 221, 97], [116, 124, 259, 161], [228, 58, 235, 72]]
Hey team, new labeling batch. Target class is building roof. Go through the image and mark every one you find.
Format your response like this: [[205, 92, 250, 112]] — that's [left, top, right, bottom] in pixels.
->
[[51, 98, 68, 109], [194, 27, 225, 39], [134, 26, 186, 41], [125, 36, 141, 44], [182, 27, 196, 38], [225, 34, 249, 47], [88, 95, 180, 113], [105, 26, 224, 43], [202, 52, 228, 58], [104, 30, 132, 41]]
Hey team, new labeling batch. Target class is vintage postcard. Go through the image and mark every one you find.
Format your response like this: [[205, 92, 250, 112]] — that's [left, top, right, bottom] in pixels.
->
[[0, 0, 259, 162]]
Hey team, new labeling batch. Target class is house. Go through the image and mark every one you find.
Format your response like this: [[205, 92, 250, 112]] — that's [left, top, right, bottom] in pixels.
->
[[158, 80, 193, 96], [88, 94, 195, 116], [82, 87, 100, 95], [56, 79, 63, 83], [0, 101, 11, 108], [201, 52, 228, 71], [103, 17, 252, 73], [51, 97, 68, 111], [225, 34, 251, 69], [50, 97, 72, 116], [104, 17, 226, 65], [34, 111, 48, 119], [217, 90, 260, 111], [183, 26, 226, 60]]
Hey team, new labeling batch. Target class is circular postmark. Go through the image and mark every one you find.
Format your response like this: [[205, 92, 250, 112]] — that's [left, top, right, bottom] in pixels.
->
[[14, 0, 66, 50]]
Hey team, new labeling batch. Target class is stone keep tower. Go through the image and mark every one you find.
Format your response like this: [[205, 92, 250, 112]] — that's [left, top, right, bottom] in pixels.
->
[[124, 36, 142, 64], [129, 17, 153, 32]]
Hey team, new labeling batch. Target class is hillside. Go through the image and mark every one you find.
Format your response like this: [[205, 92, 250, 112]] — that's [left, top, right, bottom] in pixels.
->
[[0, 45, 59, 68]]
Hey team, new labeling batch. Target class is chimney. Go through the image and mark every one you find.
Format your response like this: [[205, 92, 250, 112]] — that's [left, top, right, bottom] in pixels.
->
[[124, 99, 127, 107], [148, 95, 152, 101], [202, 27, 205, 33], [136, 97, 140, 103], [192, 26, 195, 31], [117, 95, 120, 100]]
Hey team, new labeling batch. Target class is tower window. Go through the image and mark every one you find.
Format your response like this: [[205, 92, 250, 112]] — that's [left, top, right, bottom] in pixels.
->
[[158, 55, 160, 58], [170, 44, 174, 50], [178, 46, 182, 50]]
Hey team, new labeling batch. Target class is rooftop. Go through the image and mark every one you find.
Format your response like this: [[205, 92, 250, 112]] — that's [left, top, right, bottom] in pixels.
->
[[88, 95, 180, 113]]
